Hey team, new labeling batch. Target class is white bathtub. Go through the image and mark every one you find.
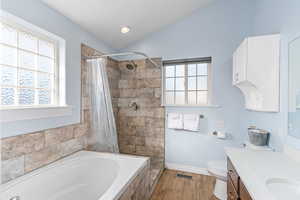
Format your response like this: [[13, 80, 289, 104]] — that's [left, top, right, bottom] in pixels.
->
[[0, 151, 149, 200]]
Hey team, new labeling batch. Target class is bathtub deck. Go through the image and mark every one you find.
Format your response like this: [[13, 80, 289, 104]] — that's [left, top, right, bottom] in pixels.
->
[[150, 170, 218, 200]]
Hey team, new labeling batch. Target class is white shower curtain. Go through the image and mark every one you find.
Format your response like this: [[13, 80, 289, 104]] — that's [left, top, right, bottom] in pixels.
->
[[87, 58, 119, 153]]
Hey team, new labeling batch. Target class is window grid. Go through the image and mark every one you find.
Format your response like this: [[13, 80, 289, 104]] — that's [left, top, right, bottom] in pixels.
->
[[164, 62, 210, 106], [0, 21, 58, 107]]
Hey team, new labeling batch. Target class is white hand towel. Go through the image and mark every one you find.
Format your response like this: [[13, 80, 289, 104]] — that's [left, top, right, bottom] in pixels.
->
[[183, 114, 200, 132], [167, 113, 183, 129]]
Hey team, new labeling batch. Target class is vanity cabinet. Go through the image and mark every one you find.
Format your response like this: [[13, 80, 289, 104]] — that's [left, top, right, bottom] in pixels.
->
[[239, 180, 252, 200], [227, 158, 239, 190], [227, 158, 253, 200], [232, 34, 280, 112], [227, 177, 239, 200]]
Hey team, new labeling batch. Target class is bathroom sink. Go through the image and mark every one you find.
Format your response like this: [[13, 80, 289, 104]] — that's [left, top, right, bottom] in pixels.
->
[[266, 178, 300, 200]]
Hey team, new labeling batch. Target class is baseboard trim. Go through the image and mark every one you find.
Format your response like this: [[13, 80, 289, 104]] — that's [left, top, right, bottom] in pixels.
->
[[165, 162, 210, 176]]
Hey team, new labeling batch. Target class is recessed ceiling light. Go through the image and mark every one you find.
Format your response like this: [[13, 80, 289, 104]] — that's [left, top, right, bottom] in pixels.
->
[[121, 26, 131, 34]]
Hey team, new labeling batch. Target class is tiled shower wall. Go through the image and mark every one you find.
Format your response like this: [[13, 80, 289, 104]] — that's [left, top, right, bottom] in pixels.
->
[[0, 44, 120, 183], [117, 59, 165, 186]]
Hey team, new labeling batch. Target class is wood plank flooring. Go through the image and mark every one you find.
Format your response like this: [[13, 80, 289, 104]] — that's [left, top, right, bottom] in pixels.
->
[[150, 170, 218, 200]]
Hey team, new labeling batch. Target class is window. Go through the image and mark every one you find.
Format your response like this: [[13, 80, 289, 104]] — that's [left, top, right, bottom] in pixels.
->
[[163, 58, 212, 106], [0, 12, 69, 123], [0, 17, 60, 107]]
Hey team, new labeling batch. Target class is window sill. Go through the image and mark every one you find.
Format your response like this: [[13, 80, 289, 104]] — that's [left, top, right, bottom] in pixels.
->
[[0, 105, 73, 123], [163, 104, 221, 108]]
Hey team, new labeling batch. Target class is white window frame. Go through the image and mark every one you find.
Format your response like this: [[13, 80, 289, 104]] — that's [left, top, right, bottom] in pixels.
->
[[0, 11, 71, 122], [162, 57, 214, 107]]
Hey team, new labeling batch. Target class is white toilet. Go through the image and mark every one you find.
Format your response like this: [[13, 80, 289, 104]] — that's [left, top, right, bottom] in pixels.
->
[[207, 160, 227, 200]]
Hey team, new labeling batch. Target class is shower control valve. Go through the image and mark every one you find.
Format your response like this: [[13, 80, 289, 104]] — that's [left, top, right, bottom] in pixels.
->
[[129, 102, 139, 111]]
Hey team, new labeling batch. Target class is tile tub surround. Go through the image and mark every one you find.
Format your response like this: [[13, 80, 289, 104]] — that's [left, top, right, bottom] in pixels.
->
[[1, 126, 89, 183], [118, 159, 151, 200], [0, 44, 120, 183], [117, 59, 165, 187], [1, 151, 151, 200]]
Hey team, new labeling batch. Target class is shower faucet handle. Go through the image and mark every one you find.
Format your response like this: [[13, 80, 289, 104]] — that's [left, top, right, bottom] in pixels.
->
[[129, 102, 138, 111]]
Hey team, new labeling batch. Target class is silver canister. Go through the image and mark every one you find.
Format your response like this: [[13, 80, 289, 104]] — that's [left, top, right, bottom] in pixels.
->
[[248, 127, 270, 146]]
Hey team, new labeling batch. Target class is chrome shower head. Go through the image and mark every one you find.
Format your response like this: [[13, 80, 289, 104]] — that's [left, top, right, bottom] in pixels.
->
[[126, 64, 135, 70], [126, 61, 137, 71]]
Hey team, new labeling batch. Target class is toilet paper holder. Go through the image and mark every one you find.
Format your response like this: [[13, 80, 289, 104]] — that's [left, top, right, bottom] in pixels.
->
[[212, 131, 227, 139]]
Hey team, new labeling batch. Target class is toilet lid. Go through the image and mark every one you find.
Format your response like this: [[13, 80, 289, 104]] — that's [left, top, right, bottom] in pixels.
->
[[207, 160, 227, 177]]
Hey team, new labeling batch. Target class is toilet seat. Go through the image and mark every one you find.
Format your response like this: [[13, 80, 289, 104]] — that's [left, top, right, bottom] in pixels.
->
[[207, 160, 227, 181]]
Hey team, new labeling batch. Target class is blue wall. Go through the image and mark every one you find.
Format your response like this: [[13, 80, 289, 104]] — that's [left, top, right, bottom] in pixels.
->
[[244, 0, 300, 150], [124, 0, 255, 168], [1, 0, 115, 138], [123, 0, 300, 168], [3, 0, 300, 168]]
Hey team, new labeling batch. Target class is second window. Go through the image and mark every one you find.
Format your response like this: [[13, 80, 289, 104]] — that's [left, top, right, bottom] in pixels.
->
[[163, 58, 211, 106]]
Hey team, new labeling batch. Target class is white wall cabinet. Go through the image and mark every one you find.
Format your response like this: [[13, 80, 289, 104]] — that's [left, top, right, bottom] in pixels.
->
[[233, 34, 280, 112], [233, 39, 247, 84]]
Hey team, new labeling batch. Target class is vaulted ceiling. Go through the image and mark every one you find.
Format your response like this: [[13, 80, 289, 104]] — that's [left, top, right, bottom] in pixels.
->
[[42, 0, 215, 49]]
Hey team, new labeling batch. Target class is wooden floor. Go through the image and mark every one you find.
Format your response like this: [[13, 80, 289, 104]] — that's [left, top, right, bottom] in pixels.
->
[[150, 170, 218, 200]]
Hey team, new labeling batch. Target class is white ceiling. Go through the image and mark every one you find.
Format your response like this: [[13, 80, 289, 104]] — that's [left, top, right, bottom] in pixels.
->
[[42, 0, 215, 49]]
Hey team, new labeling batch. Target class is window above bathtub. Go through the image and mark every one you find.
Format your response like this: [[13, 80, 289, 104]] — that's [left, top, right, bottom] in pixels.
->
[[162, 57, 214, 107], [0, 12, 71, 122]]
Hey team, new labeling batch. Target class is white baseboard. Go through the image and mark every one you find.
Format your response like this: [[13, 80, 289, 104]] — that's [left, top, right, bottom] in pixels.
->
[[165, 162, 210, 176]]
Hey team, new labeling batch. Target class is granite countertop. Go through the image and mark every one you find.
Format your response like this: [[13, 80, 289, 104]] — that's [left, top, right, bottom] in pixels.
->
[[225, 147, 300, 200]]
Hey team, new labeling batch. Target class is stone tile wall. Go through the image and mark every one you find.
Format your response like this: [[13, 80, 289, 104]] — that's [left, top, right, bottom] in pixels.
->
[[1, 125, 89, 183], [117, 59, 165, 187]]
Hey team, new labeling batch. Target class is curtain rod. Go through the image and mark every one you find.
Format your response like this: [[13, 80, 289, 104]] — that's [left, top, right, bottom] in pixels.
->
[[84, 51, 160, 68]]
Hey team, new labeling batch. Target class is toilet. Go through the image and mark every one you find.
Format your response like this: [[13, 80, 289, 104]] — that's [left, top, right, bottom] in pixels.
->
[[207, 160, 227, 200]]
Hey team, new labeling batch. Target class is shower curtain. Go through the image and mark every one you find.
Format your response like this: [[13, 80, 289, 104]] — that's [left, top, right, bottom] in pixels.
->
[[87, 58, 119, 153]]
